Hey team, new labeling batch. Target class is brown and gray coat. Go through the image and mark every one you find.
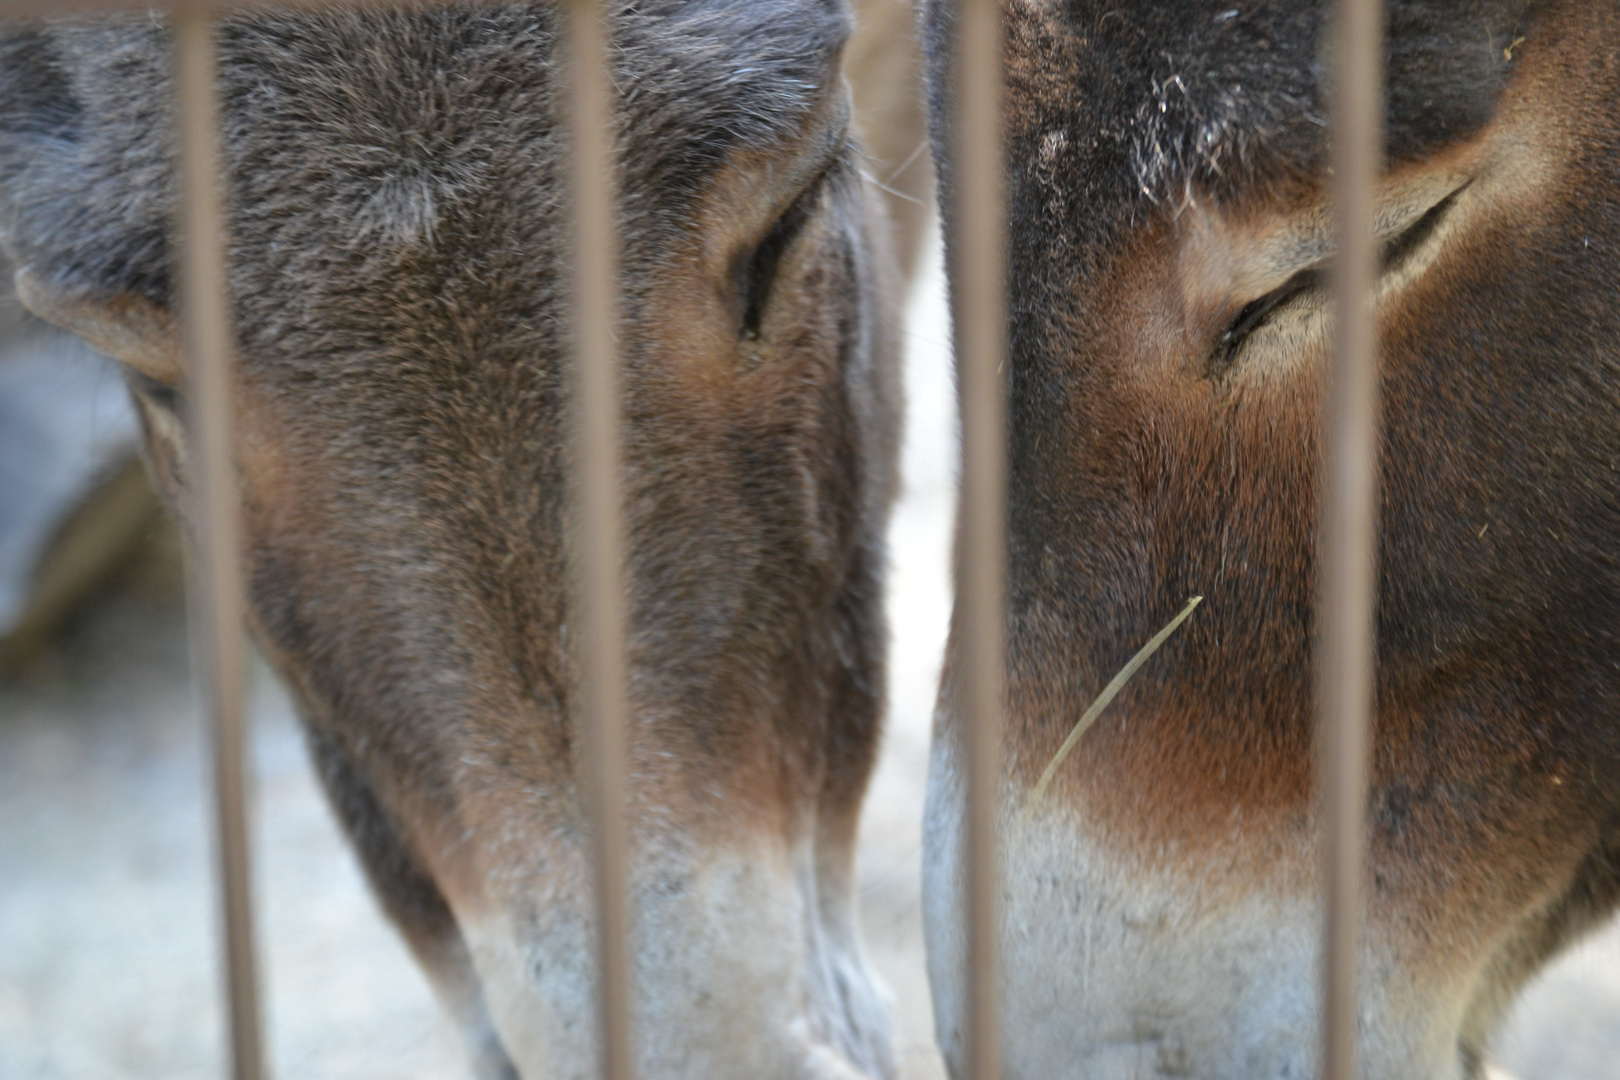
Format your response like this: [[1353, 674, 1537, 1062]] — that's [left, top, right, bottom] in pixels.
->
[[920, 2, 1620, 1078], [1, 4, 903, 1077]]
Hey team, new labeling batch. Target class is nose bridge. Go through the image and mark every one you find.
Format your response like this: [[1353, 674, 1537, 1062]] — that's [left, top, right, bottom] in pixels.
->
[[392, 574, 888, 1079]]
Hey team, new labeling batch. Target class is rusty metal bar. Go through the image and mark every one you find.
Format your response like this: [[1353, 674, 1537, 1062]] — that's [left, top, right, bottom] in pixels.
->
[[950, 1, 1006, 1079], [1320, 0, 1384, 1078], [564, 3, 633, 1080], [173, 11, 266, 1080]]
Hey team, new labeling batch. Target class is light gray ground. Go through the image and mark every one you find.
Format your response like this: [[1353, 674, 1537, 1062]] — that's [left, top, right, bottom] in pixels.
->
[[3, 237, 1618, 1080]]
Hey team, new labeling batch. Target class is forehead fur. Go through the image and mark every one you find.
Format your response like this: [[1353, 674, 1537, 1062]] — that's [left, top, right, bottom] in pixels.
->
[[926, 0, 1529, 207], [0, 0, 850, 308]]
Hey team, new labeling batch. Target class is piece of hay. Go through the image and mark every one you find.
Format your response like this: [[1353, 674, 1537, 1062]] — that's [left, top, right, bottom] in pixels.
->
[[1021, 595, 1203, 819]]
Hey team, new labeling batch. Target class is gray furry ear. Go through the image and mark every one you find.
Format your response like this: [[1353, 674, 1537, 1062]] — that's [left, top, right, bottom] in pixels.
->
[[0, 23, 175, 313], [0, 29, 80, 145], [0, 28, 82, 238], [0, 29, 179, 381], [14, 267, 181, 385]]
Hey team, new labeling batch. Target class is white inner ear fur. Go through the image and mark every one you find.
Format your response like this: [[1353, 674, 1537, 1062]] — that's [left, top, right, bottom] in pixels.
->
[[13, 266, 182, 385]]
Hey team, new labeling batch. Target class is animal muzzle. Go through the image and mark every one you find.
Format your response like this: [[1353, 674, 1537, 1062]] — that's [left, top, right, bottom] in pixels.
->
[[460, 837, 897, 1080], [922, 741, 1468, 1080]]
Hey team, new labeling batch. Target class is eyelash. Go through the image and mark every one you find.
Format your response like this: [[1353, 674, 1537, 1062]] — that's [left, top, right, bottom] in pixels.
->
[[1212, 268, 1322, 373]]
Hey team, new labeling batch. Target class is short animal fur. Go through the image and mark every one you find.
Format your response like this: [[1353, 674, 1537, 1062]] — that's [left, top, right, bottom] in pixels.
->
[[919, 2, 1620, 1078], [1, 4, 902, 1077]]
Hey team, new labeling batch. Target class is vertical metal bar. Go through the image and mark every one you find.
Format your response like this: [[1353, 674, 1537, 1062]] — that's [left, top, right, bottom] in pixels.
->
[[565, 3, 632, 1080], [1320, 1, 1383, 1078], [951, 2, 1006, 1079], [173, 11, 265, 1080]]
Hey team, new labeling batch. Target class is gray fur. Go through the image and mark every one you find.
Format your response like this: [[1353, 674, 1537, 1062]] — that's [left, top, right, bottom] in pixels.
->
[[0, 5, 901, 1077]]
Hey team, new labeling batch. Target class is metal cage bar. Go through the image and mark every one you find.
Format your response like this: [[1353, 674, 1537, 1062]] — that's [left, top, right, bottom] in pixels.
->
[[565, 2, 634, 1079], [949, 2, 1006, 1079], [172, 10, 266, 1080], [1321, 1, 1384, 1078]]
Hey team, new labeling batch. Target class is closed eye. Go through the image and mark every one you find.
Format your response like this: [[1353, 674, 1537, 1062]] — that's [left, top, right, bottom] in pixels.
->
[[734, 165, 833, 340], [1214, 268, 1323, 371], [1209, 184, 1466, 376]]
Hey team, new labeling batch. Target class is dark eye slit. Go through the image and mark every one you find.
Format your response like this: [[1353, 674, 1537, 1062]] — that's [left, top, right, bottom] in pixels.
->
[[736, 164, 835, 340], [1212, 268, 1322, 374], [1209, 185, 1465, 376]]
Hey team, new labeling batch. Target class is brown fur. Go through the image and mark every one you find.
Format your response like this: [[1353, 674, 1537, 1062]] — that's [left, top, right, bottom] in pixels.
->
[[921, 1, 1620, 1076], [1, 4, 906, 1076]]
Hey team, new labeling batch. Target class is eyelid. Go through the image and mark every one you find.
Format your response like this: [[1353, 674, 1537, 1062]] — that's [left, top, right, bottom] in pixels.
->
[[1377, 183, 1467, 276], [1212, 267, 1323, 370], [735, 159, 838, 339], [1202, 180, 1469, 374]]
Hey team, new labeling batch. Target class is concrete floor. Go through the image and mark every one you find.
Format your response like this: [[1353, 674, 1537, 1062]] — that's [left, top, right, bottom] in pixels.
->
[[4, 240, 1620, 1080]]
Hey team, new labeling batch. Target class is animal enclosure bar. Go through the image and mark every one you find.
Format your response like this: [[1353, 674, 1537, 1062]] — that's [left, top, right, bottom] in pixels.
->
[[563, 2, 634, 1079], [1321, 2, 1383, 1079], [0, 0, 1389, 1078], [947, 2, 1006, 1079], [172, 12, 264, 1080]]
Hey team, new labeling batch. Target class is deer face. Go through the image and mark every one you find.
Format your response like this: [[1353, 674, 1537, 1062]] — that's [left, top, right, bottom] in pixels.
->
[[921, 2, 1620, 1077], [1, 4, 898, 1077]]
